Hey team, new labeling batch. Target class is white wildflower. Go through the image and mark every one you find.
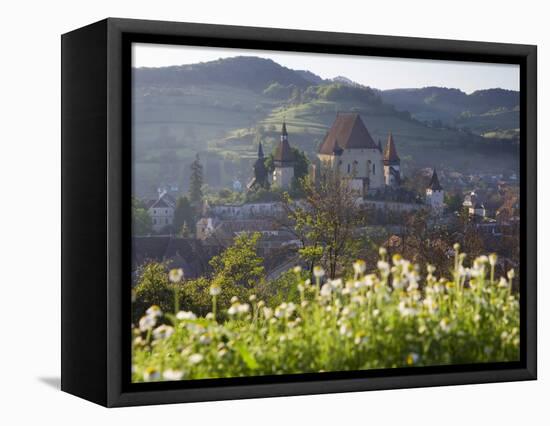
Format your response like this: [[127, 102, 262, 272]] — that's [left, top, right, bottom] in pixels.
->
[[162, 369, 184, 381], [168, 268, 184, 283], [152, 324, 174, 340], [439, 318, 451, 333], [353, 260, 367, 276], [339, 324, 352, 337], [237, 303, 250, 314], [139, 315, 156, 332], [377, 260, 390, 274], [313, 266, 325, 279], [189, 353, 204, 365], [143, 367, 160, 382], [320, 283, 332, 297], [176, 311, 197, 321], [364, 274, 375, 288], [209, 285, 221, 296], [199, 334, 212, 345], [263, 307, 273, 319], [406, 353, 419, 365], [423, 296, 437, 313], [329, 278, 343, 290], [146, 305, 162, 318]]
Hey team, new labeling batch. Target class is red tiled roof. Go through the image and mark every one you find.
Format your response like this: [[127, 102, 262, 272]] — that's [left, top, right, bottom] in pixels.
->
[[319, 113, 378, 155], [383, 132, 400, 164]]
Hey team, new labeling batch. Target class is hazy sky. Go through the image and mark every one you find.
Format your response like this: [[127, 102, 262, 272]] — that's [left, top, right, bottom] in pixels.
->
[[133, 43, 519, 94]]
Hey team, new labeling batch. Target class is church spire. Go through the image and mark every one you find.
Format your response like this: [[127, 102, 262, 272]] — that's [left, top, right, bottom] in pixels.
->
[[384, 132, 400, 165], [257, 141, 264, 159], [281, 121, 288, 141], [428, 168, 443, 190]]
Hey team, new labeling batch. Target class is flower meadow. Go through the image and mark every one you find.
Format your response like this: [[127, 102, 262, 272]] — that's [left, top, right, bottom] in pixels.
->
[[132, 246, 520, 382]]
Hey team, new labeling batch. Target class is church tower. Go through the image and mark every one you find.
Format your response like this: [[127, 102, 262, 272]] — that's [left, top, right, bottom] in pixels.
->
[[426, 168, 444, 212], [272, 122, 295, 189], [383, 132, 400, 187]]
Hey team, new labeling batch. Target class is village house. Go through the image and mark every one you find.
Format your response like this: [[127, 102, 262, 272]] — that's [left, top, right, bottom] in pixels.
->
[[146, 191, 176, 232]]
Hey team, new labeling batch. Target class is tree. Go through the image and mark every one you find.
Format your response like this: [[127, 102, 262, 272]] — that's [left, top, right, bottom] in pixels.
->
[[133, 262, 174, 322], [397, 209, 453, 275], [132, 197, 152, 235], [283, 168, 367, 279], [189, 153, 204, 207], [173, 196, 196, 237], [445, 191, 463, 213], [291, 148, 309, 188], [209, 232, 265, 290]]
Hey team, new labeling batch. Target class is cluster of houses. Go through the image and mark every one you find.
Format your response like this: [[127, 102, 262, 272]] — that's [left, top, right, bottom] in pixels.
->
[[134, 113, 518, 279]]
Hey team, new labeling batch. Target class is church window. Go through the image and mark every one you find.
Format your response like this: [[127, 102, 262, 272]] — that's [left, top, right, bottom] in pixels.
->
[[347, 164, 351, 174], [373, 164, 376, 174]]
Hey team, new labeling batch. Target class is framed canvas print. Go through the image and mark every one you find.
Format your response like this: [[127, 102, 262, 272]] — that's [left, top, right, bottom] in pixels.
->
[[61, 18, 537, 407]]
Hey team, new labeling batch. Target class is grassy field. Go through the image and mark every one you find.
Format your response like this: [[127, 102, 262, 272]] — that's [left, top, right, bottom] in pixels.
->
[[132, 249, 519, 382]]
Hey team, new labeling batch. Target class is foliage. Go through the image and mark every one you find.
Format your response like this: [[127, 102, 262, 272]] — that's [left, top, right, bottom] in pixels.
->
[[255, 269, 307, 307], [263, 82, 295, 99], [133, 262, 175, 322], [290, 148, 309, 192], [133, 232, 266, 322], [173, 196, 196, 237], [132, 197, 152, 236], [188, 153, 204, 207], [132, 249, 520, 382], [209, 232, 265, 291], [315, 83, 382, 105], [445, 191, 464, 213], [283, 168, 368, 278]]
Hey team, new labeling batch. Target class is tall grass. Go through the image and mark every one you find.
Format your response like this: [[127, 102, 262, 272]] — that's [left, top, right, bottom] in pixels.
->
[[132, 246, 519, 382]]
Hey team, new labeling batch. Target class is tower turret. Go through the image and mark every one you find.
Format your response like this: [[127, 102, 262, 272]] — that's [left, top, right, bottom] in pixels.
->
[[383, 132, 401, 187], [272, 121, 295, 189], [426, 168, 445, 212]]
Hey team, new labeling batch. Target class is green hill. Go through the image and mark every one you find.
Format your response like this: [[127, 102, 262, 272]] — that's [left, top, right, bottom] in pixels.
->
[[132, 57, 519, 197], [380, 87, 519, 135]]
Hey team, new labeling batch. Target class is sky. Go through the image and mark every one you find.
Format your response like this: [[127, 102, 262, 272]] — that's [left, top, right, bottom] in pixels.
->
[[132, 43, 519, 94]]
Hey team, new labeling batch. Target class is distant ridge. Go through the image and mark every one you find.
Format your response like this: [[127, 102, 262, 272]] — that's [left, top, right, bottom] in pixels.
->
[[134, 56, 312, 91]]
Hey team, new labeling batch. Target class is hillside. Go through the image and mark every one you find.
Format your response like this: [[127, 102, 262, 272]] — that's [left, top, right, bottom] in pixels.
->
[[132, 57, 519, 197], [380, 87, 519, 135], [134, 56, 312, 91]]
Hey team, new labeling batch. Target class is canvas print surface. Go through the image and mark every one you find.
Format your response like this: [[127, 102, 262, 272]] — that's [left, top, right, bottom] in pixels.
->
[[131, 43, 520, 383]]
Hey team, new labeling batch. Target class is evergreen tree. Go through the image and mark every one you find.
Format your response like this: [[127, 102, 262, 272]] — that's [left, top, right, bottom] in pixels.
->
[[189, 153, 204, 207], [173, 195, 196, 237]]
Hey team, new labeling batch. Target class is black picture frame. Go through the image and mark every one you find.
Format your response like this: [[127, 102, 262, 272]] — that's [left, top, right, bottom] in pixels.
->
[[61, 17, 537, 407]]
